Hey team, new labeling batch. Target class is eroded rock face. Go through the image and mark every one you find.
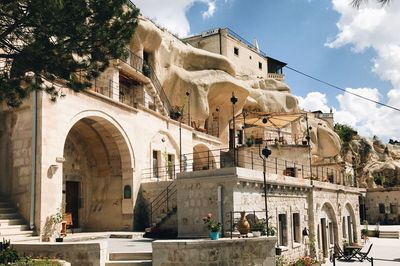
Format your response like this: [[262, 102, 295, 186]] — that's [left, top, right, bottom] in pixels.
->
[[349, 138, 400, 188], [131, 18, 341, 158]]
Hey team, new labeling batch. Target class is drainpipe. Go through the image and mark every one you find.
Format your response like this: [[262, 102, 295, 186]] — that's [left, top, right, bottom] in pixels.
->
[[30, 89, 38, 230]]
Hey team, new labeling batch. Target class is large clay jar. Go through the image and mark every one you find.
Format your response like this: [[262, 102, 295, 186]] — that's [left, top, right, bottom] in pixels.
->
[[236, 211, 250, 235]]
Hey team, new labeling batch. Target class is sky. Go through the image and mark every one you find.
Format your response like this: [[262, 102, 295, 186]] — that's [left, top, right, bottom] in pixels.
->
[[133, 0, 400, 141]]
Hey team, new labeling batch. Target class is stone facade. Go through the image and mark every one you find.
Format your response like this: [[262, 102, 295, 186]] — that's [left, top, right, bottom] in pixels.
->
[[152, 237, 277, 266], [365, 188, 400, 224], [176, 167, 363, 262]]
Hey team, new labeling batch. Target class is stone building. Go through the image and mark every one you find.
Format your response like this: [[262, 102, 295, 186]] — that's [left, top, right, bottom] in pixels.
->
[[365, 188, 400, 225], [0, 16, 364, 263]]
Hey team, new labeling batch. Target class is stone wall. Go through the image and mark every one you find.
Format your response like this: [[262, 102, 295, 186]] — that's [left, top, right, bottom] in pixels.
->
[[365, 188, 400, 224], [152, 237, 277, 266], [0, 99, 37, 224], [176, 167, 364, 263], [13, 242, 106, 266]]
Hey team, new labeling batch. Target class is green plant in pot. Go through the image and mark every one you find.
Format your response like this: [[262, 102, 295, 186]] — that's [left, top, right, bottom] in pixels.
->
[[142, 63, 151, 77], [246, 136, 254, 147], [203, 213, 221, 240]]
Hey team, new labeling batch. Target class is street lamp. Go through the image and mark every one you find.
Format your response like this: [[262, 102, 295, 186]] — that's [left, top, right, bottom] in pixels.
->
[[186, 90, 191, 125], [259, 141, 272, 235], [173, 110, 183, 172], [230, 92, 238, 165]]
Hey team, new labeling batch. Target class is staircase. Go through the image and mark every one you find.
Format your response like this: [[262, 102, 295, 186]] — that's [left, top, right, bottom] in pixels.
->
[[0, 198, 34, 241], [379, 231, 400, 239], [144, 182, 178, 238], [106, 252, 152, 266]]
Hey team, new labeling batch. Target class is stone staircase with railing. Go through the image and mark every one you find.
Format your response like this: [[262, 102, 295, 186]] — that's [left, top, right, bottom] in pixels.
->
[[143, 182, 178, 238], [0, 197, 35, 241]]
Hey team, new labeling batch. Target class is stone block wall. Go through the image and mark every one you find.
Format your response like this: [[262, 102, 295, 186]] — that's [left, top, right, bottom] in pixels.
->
[[14, 242, 106, 266], [0, 100, 36, 223], [365, 188, 400, 224], [152, 237, 277, 266]]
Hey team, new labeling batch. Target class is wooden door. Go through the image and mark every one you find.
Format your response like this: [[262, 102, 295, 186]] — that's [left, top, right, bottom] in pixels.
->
[[66, 181, 80, 228]]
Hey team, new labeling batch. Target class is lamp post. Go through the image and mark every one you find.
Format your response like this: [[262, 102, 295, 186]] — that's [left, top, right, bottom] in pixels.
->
[[230, 92, 238, 165], [259, 142, 272, 235], [305, 113, 313, 185], [173, 110, 183, 172], [186, 90, 191, 125]]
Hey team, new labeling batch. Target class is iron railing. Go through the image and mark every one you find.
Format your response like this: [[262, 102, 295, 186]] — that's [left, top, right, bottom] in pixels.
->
[[147, 182, 177, 227], [121, 49, 172, 115], [140, 147, 354, 186]]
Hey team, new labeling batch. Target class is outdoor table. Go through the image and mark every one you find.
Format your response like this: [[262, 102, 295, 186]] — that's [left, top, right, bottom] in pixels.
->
[[343, 245, 364, 261]]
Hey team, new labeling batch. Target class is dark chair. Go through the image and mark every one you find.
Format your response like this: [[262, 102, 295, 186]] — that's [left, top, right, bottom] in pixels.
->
[[333, 243, 354, 261], [357, 243, 373, 262]]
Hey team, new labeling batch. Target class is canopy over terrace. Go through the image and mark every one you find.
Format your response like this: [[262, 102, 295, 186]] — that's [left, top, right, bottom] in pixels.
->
[[235, 111, 305, 130]]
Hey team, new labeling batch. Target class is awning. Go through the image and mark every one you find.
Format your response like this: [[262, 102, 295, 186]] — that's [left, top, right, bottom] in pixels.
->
[[236, 111, 304, 129]]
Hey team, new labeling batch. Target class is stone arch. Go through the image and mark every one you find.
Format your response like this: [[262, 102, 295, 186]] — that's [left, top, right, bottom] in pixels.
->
[[193, 144, 216, 171], [62, 113, 134, 231], [343, 202, 358, 243], [317, 202, 339, 258]]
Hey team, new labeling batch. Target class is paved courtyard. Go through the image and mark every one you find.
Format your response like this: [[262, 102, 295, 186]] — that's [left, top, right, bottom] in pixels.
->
[[323, 237, 400, 266]]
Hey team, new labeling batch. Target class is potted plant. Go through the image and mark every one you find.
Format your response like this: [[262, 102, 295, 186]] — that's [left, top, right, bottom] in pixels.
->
[[249, 218, 265, 237], [52, 210, 65, 242], [245, 136, 254, 147], [142, 63, 151, 77], [203, 213, 222, 240]]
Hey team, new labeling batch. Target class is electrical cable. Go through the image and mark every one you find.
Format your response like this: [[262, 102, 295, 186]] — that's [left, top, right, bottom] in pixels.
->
[[285, 65, 400, 112]]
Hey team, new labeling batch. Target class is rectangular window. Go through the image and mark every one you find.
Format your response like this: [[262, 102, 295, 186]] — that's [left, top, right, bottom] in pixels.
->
[[390, 204, 397, 214], [329, 222, 334, 245], [152, 150, 160, 179], [167, 154, 174, 179], [342, 217, 347, 238], [379, 203, 385, 214], [258, 62, 262, 70], [292, 213, 300, 243], [234, 47, 239, 56], [278, 214, 288, 246]]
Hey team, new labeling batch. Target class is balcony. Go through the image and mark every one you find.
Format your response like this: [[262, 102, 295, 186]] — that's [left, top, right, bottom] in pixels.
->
[[140, 146, 356, 187], [267, 73, 285, 81]]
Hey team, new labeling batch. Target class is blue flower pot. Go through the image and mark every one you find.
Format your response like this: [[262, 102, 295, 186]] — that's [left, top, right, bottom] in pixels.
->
[[210, 231, 220, 240]]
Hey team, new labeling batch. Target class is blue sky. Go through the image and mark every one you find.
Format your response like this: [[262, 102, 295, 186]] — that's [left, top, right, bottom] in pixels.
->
[[134, 0, 400, 141]]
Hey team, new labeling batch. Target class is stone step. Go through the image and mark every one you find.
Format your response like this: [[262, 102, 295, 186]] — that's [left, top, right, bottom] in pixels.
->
[[0, 218, 25, 226], [0, 207, 16, 213], [0, 229, 33, 237], [0, 213, 20, 219], [0, 225, 29, 233], [2, 235, 39, 243], [105, 260, 152, 266], [109, 252, 152, 261], [0, 202, 12, 208], [379, 231, 399, 239]]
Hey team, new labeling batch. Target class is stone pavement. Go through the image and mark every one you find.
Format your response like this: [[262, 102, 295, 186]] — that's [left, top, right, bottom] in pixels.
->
[[322, 237, 400, 266]]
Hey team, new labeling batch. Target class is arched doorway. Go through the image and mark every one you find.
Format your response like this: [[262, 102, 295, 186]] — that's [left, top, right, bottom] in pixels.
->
[[317, 202, 339, 258], [63, 116, 133, 231], [193, 144, 216, 171], [343, 203, 358, 244]]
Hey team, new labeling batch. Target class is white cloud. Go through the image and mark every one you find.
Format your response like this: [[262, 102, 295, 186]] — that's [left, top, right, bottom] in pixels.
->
[[297, 92, 331, 113], [324, 0, 400, 140], [300, 88, 400, 140], [133, 0, 219, 36], [202, 1, 216, 19]]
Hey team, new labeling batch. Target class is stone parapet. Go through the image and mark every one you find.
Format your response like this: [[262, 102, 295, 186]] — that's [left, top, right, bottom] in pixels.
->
[[13, 242, 107, 266], [152, 236, 277, 266]]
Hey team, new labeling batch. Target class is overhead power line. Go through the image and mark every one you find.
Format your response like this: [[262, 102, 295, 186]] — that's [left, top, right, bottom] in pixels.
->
[[285, 65, 400, 112]]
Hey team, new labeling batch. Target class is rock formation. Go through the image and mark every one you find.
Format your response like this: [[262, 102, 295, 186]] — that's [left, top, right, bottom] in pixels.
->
[[129, 17, 342, 159]]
